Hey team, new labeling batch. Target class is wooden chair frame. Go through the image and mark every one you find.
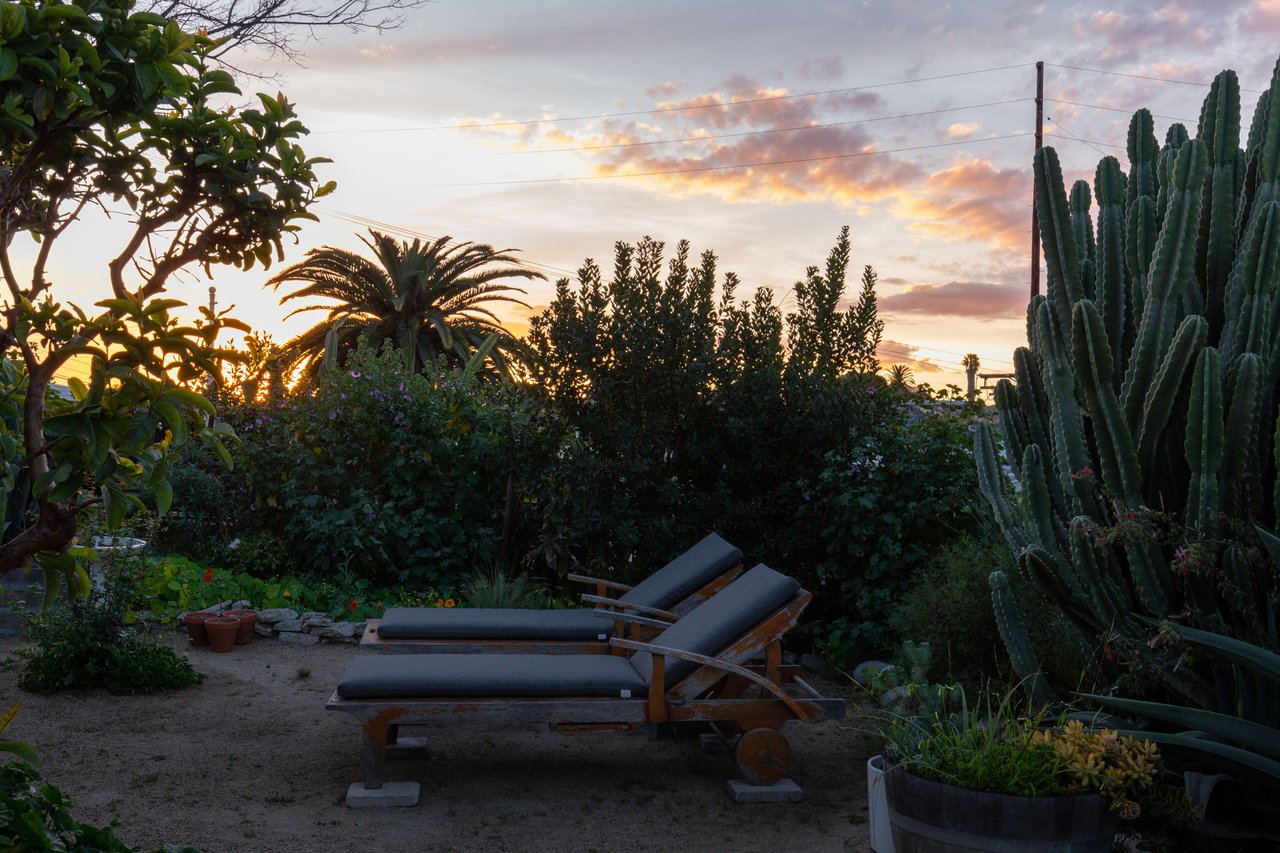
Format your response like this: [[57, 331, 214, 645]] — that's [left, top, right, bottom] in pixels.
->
[[328, 588, 845, 794], [359, 562, 743, 655]]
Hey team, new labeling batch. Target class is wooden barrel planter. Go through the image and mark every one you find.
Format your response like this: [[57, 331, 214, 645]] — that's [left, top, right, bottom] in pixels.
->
[[884, 766, 1118, 853]]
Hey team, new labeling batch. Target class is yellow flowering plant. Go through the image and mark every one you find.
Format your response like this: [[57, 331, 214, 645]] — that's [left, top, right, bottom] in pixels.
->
[[1032, 721, 1158, 819]]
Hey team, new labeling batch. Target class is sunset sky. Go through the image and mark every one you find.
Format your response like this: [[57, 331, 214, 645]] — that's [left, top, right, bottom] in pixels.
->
[[39, 0, 1280, 388]]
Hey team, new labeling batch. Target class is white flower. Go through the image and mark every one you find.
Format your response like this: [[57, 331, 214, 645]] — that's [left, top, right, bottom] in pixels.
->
[[227, 538, 241, 550]]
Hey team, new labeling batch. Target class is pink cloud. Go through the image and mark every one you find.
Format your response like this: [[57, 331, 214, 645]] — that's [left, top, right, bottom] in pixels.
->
[[881, 281, 1027, 319]]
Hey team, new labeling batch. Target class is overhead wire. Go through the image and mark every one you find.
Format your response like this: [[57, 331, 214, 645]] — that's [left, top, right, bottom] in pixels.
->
[[314, 62, 1036, 135], [1044, 117, 1111, 157], [421, 132, 1033, 188], [1044, 97, 1195, 124], [481, 99, 1032, 156], [1045, 62, 1265, 94]]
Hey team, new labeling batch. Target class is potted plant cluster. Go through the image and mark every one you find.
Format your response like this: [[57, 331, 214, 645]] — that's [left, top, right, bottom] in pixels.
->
[[876, 691, 1193, 852], [183, 608, 257, 653]]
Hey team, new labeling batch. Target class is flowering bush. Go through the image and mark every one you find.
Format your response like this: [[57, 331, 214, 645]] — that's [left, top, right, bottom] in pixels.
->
[[138, 554, 458, 622]]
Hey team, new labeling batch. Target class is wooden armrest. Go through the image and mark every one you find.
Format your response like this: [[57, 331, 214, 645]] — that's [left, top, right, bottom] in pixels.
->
[[580, 594, 679, 622], [566, 573, 633, 593], [591, 609, 672, 630], [610, 638, 815, 722]]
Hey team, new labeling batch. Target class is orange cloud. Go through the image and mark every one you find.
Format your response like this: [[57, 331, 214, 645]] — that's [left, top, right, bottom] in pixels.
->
[[898, 157, 1029, 251], [876, 339, 946, 375]]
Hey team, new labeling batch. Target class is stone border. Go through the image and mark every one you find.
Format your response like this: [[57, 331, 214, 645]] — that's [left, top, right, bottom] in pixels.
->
[[181, 602, 366, 646]]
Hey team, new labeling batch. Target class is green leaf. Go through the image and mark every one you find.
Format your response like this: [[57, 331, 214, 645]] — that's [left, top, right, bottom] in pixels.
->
[[1082, 693, 1280, 760], [0, 739, 38, 765], [153, 399, 188, 446], [159, 386, 215, 416], [0, 48, 17, 82], [39, 4, 88, 21], [153, 476, 172, 516], [315, 180, 337, 198]]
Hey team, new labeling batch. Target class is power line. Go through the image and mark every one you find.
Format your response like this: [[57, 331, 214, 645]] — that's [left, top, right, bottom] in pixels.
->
[[423, 132, 1033, 188], [315, 63, 1035, 135], [1045, 62, 1265, 94], [1043, 132, 1124, 151], [1044, 117, 1110, 157], [484, 99, 1032, 156], [1045, 97, 1196, 124]]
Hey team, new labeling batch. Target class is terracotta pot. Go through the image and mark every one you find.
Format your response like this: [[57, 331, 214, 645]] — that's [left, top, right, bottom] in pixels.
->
[[224, 608, 258, 645], [183, 612, 214, 647], [204, 616, 240, 653]]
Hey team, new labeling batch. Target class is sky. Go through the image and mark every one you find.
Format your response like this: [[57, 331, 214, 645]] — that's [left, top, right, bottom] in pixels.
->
[[34, 0, 1280, 389]]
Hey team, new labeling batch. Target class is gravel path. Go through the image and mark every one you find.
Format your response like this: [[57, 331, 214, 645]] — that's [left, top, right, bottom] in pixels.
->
[[0, 633, 874, 852]]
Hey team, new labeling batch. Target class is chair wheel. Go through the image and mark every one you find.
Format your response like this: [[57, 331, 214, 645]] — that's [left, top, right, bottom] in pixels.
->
[[734, 727, 792, 786]]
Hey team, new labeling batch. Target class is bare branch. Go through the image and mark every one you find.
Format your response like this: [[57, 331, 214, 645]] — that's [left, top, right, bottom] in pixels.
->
[[141, 0, 430, 66]]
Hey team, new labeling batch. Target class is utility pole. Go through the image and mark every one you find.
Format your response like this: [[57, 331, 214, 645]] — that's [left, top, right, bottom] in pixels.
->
[[1031, 60, 1044, 300], [206, 286, 217, 398]]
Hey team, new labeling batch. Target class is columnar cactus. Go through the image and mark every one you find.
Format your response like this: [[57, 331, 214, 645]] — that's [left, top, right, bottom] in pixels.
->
[[979, 58, 1280, 708]]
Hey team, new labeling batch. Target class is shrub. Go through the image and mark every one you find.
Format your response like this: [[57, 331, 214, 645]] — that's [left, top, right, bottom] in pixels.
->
[[794, 392, 984, 652], [215, 345, 558, 590], [461, 568, 548, 609], [895, 523, 1092, 695], [19, 569, 202, 696]]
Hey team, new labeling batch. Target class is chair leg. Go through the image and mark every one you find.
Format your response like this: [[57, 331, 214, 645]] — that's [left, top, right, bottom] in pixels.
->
[[360, 719, 388, 789]]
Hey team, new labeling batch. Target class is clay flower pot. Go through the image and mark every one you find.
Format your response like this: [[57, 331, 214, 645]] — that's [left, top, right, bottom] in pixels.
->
[[183, 612, 214, 647], [224, 608, 258, 645], [204, 617, 240, 653]]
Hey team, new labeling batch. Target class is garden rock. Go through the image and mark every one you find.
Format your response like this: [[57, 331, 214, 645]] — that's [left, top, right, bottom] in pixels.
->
[[231, 600, 251, 610], [254, 622, 273, 638], [313, 622, 359, 640], [257, 608, 298, 624], [277, 631, 320, 646], [273, 618, 305, 633], [301, 612, 332, 628]]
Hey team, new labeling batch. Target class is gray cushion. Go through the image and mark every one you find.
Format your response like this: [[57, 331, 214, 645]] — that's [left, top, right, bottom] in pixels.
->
[[377, 607, 608, 641], [618, 532, 743, 610], [375, 532, 742, 640], [629, 563, 799, 690], [336, 653, 648, 699]]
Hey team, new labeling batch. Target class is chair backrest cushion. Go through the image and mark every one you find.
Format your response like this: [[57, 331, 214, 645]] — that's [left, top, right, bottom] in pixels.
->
[[629, 563, 799, 690], [618, 532, 743, 610]]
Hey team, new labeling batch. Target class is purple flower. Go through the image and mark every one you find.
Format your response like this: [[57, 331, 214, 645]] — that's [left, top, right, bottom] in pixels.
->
[[351, 371, 361, 378]]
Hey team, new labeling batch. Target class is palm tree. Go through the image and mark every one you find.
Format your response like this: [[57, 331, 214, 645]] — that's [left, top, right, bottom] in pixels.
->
[[886, 363, 914, 389], [268, 230, 544, 377]]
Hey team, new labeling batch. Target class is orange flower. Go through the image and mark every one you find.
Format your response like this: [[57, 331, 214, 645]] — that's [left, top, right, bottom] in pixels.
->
[[282, 590, 291, 598], [435, 598, 444, 607], [444, 598, 456, 608]]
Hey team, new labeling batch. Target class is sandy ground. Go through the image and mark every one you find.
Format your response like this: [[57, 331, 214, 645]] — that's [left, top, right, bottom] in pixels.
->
[[0, 633, 876, 853]]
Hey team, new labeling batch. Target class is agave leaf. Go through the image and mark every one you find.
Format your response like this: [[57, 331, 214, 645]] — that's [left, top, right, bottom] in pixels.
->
[[1116, 730, 1280, 793], [1082, 693, 1280, 760]]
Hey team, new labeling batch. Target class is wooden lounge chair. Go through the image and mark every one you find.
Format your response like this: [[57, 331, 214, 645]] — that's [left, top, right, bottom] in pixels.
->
[[327, 564, 846, 807], [361, 532, 744, 654]]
